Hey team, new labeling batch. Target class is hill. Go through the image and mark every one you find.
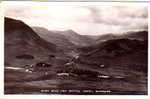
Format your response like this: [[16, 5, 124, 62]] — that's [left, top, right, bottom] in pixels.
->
[[5, 17, 58, 67], [79, 38, 148, 73], [52, 29, 95, 46], [32, 27, 76, 51]]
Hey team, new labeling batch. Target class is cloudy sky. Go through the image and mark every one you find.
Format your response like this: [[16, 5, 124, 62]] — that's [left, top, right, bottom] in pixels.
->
[[4, 2, 148, 35]]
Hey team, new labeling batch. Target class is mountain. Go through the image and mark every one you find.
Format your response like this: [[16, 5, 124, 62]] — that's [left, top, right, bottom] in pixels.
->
[[122, 31, 148, 41], [95, 34, 118, 43], [5, 17, 58, 67], [95, 31, 148, 44], [53, 29, 95, 46], [32, 27, 76, 51], [32, 27, 97, 57], [33, 27, 95, 47], [79, 38, 148, 72]]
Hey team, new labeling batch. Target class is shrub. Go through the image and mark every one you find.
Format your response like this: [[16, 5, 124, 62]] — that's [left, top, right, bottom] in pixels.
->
[[16, 54, 34, 59]]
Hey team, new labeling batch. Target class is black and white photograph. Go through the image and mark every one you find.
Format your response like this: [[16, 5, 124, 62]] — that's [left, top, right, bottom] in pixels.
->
[[4, 3, 148, 95]]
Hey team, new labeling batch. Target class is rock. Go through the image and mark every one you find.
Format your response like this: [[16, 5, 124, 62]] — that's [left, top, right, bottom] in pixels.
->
[[57, 73, 69, 76], [97, 75, 110, 78], [100, 64, 105, 68]]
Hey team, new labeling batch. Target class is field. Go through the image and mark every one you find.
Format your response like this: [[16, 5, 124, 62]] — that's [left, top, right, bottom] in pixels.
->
[[5, 61, 147, 94]]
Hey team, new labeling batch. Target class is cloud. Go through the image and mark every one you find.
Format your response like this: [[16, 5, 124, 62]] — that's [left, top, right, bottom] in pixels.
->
[[4, 4, 148, 35], [87, 6, 147, 25]]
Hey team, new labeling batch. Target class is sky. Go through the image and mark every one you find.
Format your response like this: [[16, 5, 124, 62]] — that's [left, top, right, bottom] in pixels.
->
[[4, 2, 148, 35]]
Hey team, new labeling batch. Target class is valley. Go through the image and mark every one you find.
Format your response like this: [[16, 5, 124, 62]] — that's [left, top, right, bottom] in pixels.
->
[[4, 17, 148, 95]]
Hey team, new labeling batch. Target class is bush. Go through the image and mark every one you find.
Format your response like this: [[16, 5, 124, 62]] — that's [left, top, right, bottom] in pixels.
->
[[16, 54, 34, 59]]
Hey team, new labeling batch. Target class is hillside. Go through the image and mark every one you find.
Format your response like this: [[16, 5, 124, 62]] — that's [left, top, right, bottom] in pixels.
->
[[33, 27, 95, 47], [5, 17, 58, 67], [32, 27, 76, 51], [122, 31, 148, 40], [95, 31, 148, 44], [53, 29, 95, 46], [79, 38, 148, 73]]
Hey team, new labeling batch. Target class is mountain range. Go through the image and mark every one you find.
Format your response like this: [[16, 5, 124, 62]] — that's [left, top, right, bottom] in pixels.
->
[[5, 17, 148, 73], [32, 27, 95, 48]]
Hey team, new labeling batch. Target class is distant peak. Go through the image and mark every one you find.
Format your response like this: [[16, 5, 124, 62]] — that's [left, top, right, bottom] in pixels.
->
[[66, 29, 74, 32], [59, 29, 79, 36]]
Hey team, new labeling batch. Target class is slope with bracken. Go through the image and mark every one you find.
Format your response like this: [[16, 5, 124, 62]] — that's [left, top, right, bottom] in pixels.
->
[[79, 38, 148, 73], [5, 17, 59, 67]]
